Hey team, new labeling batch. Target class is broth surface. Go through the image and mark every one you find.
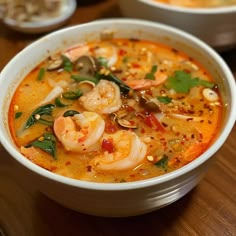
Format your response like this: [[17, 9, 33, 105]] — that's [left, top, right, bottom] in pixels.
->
[[9, 37, 223, 183], [153, 0, 236, 8]]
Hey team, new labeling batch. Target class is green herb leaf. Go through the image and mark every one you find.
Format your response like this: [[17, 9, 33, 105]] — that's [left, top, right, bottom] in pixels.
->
[[145, 65, 158, 80], [63, 110, 80, 117], [157, 96, 172, 104], [26, 133, 57, 159], [37, 68, 45, 81], [62, 55, 73, 72], [165, 70, 215, 93], [122, 56, 129, 63], [96, 72, 131, 94], [97, 57, 108, 68], [62, 90, 83, 100], [15, 112, 22, 119], [154, 154, 169, 170], [55, 97, 68, 107], [25, 104, 55, 129], [71, 75, 99, 84]]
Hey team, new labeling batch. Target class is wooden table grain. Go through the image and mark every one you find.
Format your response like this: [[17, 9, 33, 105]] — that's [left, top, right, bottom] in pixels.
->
[[0, 1, 235, 235]]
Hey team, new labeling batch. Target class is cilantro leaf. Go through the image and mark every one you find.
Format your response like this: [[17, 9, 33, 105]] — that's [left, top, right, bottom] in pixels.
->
[[165, 70, 215, 93], [154, 154, 168, 170], [145, 65, 158, 80], [157, 96, 172, 104]]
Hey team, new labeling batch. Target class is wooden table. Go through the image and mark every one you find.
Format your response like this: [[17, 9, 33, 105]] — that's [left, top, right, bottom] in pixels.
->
[[0, 1, 235, 235]]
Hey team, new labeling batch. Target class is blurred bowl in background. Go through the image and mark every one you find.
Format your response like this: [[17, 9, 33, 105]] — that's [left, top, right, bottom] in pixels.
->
[[119, 0, 236, 51], [2, 0, 77, 34]]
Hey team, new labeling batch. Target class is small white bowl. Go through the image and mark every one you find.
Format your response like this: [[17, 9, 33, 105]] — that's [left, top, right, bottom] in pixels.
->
[[119, 0, 236, 51], [3, 0, 77, 34], [0, 19, 235, 217]]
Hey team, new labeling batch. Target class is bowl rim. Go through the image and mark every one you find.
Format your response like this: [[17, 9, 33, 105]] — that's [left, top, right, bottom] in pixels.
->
[[0, 18, 235, 191], [137, 0, 236, 14]]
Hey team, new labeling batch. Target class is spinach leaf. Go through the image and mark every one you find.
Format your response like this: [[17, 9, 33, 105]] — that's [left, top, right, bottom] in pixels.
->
[[26, 133, 57, 159], [25, 104, 55, 129]]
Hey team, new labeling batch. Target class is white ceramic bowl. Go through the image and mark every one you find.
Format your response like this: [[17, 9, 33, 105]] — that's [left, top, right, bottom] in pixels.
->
[[119, 0, 236, 51], [3, 0, 77, 34], [0, 19, 235, 217]]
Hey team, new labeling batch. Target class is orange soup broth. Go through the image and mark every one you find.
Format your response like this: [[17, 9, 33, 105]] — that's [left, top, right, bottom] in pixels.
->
[[9, 38, 223, 183], [153, 0, 236, 8]]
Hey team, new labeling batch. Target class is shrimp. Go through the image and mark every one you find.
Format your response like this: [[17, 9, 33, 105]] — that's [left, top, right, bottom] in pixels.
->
[[79, 80, 122, 114], [125, 70, 167, 90], [91, 130, 147, 171], [63, 43, 90, 62], [94, 43, 118, 67], [53, 111, 105, 153]]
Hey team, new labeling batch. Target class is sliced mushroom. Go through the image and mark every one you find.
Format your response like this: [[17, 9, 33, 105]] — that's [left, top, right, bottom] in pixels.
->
[[75, 55, 99, 76], [77, 80, 96, 94], [117, 118, 137, 129], [202, 88, 219, 102], [47, 58, 63, 71], [139, 93, 161, 112]]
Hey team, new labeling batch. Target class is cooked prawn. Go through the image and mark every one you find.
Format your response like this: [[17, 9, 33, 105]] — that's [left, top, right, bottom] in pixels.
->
[[125, 70, 167, 90], [63, 43, 89, 62], [94, 43, 118, 67], [53, 111, 105, 153], [91, 130, 147, 171], [79, 80, 122, 114]]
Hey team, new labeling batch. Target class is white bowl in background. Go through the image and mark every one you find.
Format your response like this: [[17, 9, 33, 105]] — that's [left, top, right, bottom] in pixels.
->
[[3, 0, 77, 34], [119, 0, 236, 51], [0, 19, 235, 217]]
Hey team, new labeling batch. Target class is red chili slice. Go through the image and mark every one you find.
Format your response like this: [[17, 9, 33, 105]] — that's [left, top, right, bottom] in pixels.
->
[[144, 113, 165, 132], [102, 138, 115, 153]]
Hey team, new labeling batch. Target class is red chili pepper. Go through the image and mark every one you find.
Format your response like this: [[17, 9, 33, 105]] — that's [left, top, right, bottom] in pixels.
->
[[119, 49, 127, 56], [102, 138, 115, 153], [144, 113, 165, 132], [105, 121, 118, 134], [132, 62, 140, 68]]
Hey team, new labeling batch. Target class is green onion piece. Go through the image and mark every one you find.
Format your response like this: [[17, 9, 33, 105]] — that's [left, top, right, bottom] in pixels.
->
[[37, 68, 45, 81], [145, 65, 158, 80], [15, 112, 22, 119], [71, 75, 99, 84], [62, 90, 83, 100], [55, 97, 68, 107], [97, 57, 108, 68], [63, 110, 80, 117], [62, 55, 73, 72], [37, 118, 54, 126]]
